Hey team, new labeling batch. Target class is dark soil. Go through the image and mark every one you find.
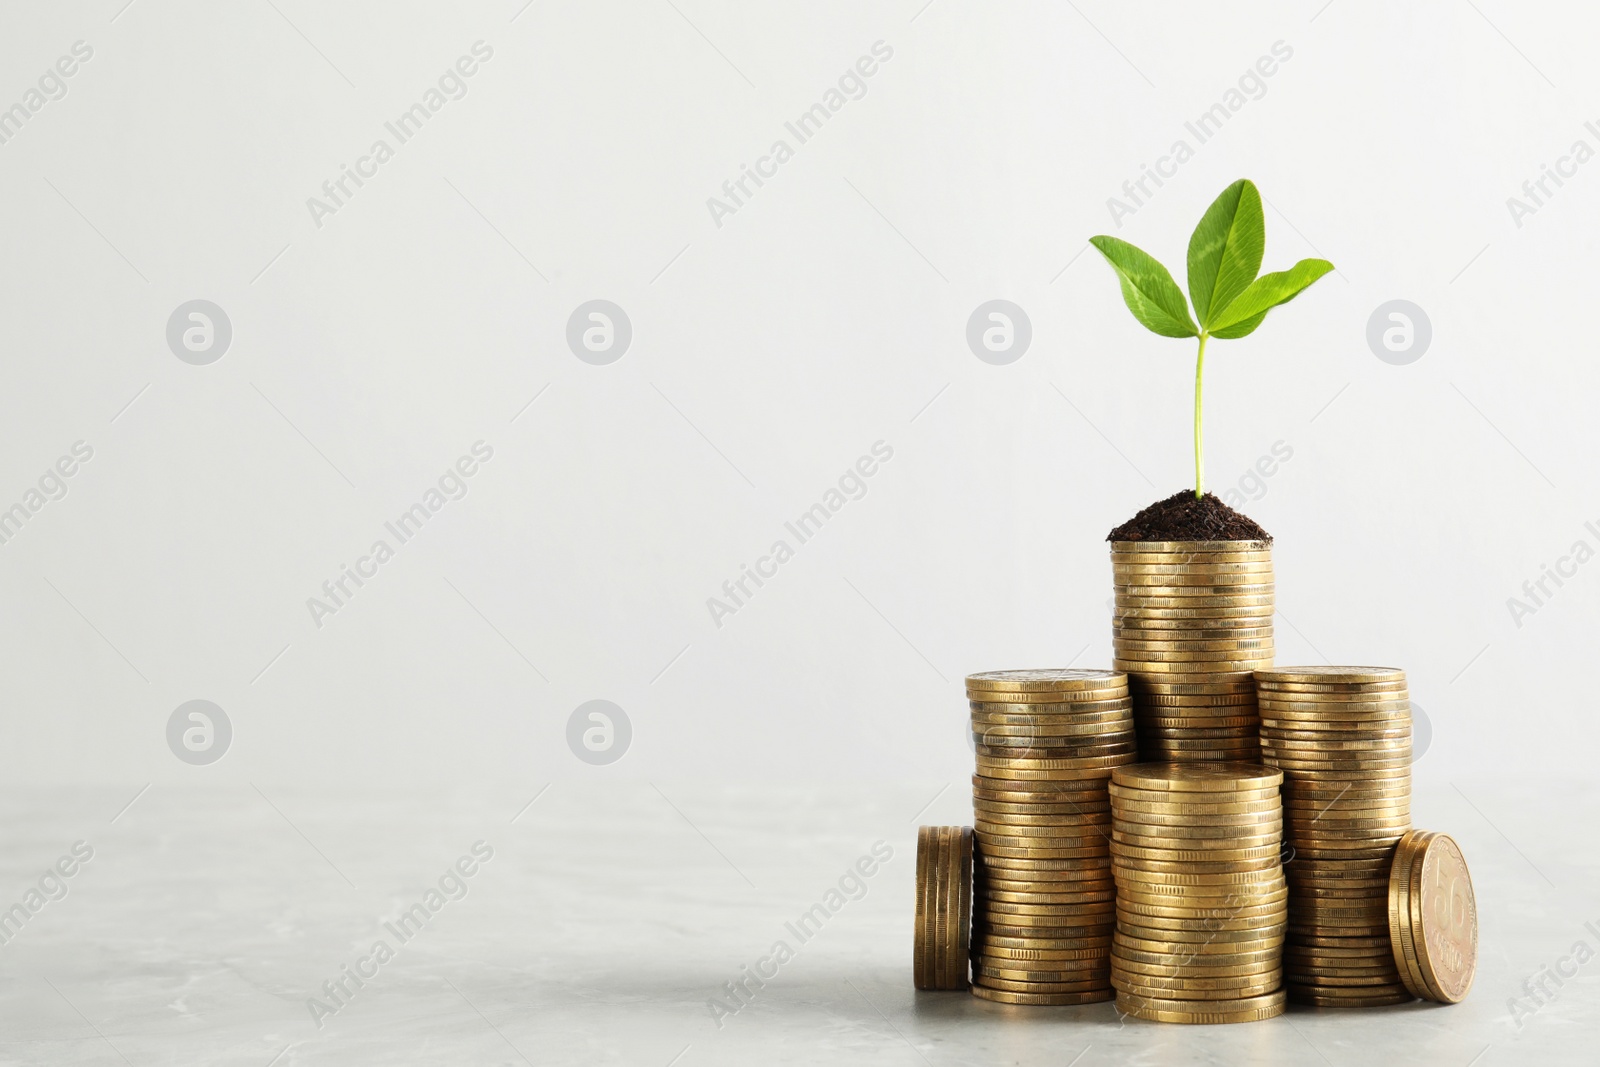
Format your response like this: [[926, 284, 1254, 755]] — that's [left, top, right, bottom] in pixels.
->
[[1107, 490, 1272, 543]]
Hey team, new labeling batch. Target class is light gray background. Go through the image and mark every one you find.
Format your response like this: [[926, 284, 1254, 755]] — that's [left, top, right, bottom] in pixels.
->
[[1, 1, 1596, 1064]]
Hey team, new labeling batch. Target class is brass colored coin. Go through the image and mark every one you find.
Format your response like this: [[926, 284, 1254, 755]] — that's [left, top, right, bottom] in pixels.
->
[[976, 944, 1112, 962], [973, 799, 1111, 817], [983, 900, 1118, 917], [1115, 912, 1286, 935], [1392, 829, 1477, 1004], [1388, 829, 1431, 997], [1110, 556, 1273, 570], [1115, 662, 1270, 679], [1112, 942, 1280, 968], [1259, 698, 1411, 713], [970, 985, 1115, 1005], [976, 975, 1112, 993], [1114, 866, 1287, 887], [972, 783, 1111, 804], [980, 888, 1117, 907], [1111, 839, 1280, 862], [1257, 684, 1408, 698], [1112, 819, 1279, 837], [970, 702, 1132, 720], [1112, 763, 1283, 793], [975, 923, 1118, 941], [1113, 811, 1281, 830], [978, 877, 1115, 895], [966, 669, 1127, 692], [1113, 796, 1280, 817], [1116, 898, 1288, 922], [1111, 971, 1282, 997], [1254, 665, 1403, 684], [1139, 723, 1261, 738], [976, 851, 1111, 870], [974, 933, 1114, 951], [1130, 679, 1258, 695], [1115, 988, 1287, 1024], [1110, 539, 1272, 552], [1115, 883, 1288, 907], [974, 961, 1111, 982], [1286, 988, 1413, 1007], [1112, 931, 1284, 957], [969, 694, 1128, 711]]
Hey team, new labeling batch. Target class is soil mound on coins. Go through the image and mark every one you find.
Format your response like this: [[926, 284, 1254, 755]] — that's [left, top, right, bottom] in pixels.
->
[[1107, 490, 1271, 543]]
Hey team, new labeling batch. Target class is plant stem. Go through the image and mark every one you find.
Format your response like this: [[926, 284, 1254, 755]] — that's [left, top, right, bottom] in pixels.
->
[[1193, 332, 1208, 500]]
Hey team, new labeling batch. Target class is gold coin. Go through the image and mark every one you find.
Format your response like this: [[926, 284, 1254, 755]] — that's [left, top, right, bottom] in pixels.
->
[[970, 985, 1116, 1005], [983, 888, 1118, 906], [976, 740, 1137, 758], [974, 932, 1114, 950], [1113, 829, 1280, 850], [1115, 988, 1287, 1023], [1285, 988, 1413, 1007], [1113, 941, 1281, 968], [1115, 908, 1286, 932], [975, 921, 1119, 940], [975, 975, 1112, 993], [1112, 931, 1284, 958], [982, 899, 1118, 916], [975, 944, 1113, 962], [1114, 863, 1285, 882], [970, 703, 1133, 721], [975, 963, 1111, 985], [966, 669, 1127, 693], [1111, 539, 1272, 552], [1113, 763, 1282, 793], [1112, 566, 1274, 582], [972, 782, 1111, 804], [1115, 882, 1288, 905], [1394, 829, 1477, 1004], [1120, 921, 1292, 947], [968, 697, 1127, 713], [1113, 811, 1281, 830], [1117, 900, 1287, 924], [1111, 971, 1282, 997], [1256, 682, 1408, 696], [1255, 665, 1403, 683], [1113, 796, 1280, 817]]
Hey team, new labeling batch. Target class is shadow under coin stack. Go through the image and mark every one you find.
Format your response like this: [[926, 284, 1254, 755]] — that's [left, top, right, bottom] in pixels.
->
[[966, 669, 1138, 1005], [1109, 762, 1289, 1024], [1255, 666, 1415, 1007], [1110, 541, 1275, 763]]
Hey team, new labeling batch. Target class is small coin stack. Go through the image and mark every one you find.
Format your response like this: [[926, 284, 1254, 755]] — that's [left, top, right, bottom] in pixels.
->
[[1108, 762, 1289, 1024], [1389, 830, 1478, 1004], [1111, 541, 1274, 763], [1255, 666, 1414, 1007], [914, 826, 973, 991], [967, 669, 1138, 1005]]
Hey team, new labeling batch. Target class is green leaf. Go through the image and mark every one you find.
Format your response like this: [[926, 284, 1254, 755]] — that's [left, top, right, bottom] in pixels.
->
[[1209, 310, 1268, 340], [1187, 179, 1264, 330], [1088, 236, 1198, 339], [1206, 258, 1335, 333]]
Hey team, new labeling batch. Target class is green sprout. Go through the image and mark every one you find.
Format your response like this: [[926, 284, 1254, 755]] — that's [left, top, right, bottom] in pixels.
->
[[1090, 179, 1333, 500]]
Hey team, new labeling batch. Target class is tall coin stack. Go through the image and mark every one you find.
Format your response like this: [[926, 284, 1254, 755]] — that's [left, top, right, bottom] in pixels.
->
[[967, 669, 1138, 1006], [1255, 666, 1414, 1007], [1111, 541, 1274, 763], [1108, 763, 1289, 1024]]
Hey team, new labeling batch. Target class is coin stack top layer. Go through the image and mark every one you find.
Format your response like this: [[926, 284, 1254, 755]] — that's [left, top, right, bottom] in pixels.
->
[[1255, 666, 1414, 1007], [1111, 541, 1274, 763], [1389, 830, 1478, 1004], [966, 669, 1136, 1006], [1109, 761, 1289, 1024], [914, 826, 973, 991]]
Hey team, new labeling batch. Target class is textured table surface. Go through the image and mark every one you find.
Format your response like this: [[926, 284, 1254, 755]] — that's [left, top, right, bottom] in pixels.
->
[[0, 779, 1592, 1066]]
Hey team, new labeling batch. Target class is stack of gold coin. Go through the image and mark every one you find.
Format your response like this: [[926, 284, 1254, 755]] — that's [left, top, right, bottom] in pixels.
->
[[914, 825, 972, 991], [1110, 541, 1274, 763], [1108, 762, 1288, 1024], [1388, 830, 1478, 1004], [1255, 666, 1414, 1007], [966, 669, 1137, 1005]]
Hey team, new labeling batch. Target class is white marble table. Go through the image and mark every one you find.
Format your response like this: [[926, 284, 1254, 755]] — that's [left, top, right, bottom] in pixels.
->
[[0, 779, 1591, 1065]]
